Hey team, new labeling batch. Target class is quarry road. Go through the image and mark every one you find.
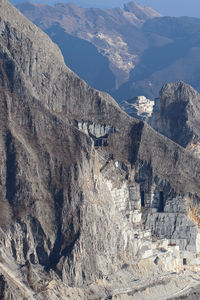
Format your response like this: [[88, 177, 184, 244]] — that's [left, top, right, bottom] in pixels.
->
[[110, 272, 200, 300], [165, 283, 191, 299], [165, 274, 200, 299]]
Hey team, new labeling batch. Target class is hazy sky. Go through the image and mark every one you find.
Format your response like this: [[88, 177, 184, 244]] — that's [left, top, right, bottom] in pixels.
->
[[137, 0, 200, 17], [12, 0, 200, 18]]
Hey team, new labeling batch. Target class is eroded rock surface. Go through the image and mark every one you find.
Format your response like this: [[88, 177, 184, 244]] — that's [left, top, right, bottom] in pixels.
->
[[150, 81, 200, 158], [1, 1, 200, 299]]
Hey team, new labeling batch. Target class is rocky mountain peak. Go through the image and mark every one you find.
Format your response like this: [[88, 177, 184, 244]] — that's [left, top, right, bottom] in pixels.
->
[[159, 81, 199, 105], [123, 1, 161, 20], [151, 81, 200, 153]]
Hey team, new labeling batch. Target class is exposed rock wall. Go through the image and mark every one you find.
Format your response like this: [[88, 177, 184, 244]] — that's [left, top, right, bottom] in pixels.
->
[[150, 81, 200, 158], [1, 1, 200, 299]]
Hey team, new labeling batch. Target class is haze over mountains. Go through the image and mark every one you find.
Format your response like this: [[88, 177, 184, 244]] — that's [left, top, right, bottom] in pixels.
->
[[11, 0, 200, 18], [16, 1, 160, 98], [17, 1, 200, 101]]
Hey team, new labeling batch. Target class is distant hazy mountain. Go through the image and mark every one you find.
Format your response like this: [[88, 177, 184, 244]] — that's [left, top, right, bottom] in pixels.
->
[[12, 0, 128, 6], [17, 1, 161, 99], [17, 2, 200, 101], [11, 0, 200, 18], [45, 24, 116, 92], [115, 16, 200, 100]]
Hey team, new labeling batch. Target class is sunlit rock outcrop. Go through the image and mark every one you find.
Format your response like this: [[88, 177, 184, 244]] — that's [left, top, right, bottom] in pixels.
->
[[120, 95, 154, 120]]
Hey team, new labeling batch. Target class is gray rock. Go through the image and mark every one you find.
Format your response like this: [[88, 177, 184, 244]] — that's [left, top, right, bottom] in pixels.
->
[[1, 1, 200, 299], [150, 81, 200, 157]]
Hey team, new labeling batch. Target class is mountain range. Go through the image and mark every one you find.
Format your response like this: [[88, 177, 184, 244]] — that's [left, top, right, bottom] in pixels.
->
[[10, 0, 200, 18], [17, 1, 200, 101]]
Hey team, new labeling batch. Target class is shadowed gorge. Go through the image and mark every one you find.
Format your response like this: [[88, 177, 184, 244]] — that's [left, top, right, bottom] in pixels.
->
[[45, 25, 116, 92]]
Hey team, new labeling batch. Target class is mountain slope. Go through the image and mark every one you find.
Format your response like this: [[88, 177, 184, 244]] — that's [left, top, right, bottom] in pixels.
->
[[17, 3, 200, 101], [45, 24, 115, 91], [16, 1, 161, 95], [116, 16, 200, 100], [1, 0, 200, 299]]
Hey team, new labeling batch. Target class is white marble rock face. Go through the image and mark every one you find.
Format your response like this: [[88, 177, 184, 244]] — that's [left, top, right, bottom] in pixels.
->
[[120, 96, 155, 121]]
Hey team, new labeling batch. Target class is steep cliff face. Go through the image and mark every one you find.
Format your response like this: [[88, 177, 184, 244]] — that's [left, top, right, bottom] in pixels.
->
[[150, 81, 200, 157], [1, 1, 200, 299]]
